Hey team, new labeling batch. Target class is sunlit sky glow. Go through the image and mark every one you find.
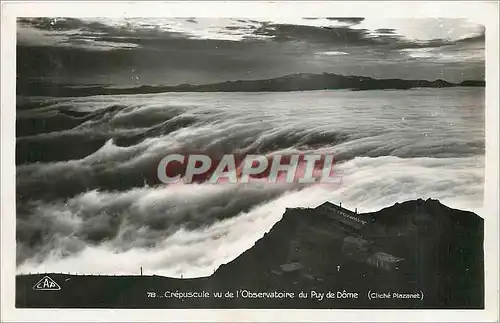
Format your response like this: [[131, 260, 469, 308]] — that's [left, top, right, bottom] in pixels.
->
[[17, 17, 485, 85]]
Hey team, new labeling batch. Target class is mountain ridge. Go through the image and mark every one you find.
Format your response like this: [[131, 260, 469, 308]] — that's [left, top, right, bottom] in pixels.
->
[[17, 73, 486, 97]]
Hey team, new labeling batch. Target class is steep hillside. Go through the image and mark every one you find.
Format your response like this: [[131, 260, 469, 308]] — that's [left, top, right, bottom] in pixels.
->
[[16, 199, 484, 309]]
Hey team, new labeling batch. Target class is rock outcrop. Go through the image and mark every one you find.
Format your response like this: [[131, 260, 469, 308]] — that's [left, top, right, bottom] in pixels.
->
[[16, 199, 484, 309]]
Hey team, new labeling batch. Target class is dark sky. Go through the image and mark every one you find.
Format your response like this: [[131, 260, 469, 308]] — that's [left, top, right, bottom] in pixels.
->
[[17, 17, 485, 86]]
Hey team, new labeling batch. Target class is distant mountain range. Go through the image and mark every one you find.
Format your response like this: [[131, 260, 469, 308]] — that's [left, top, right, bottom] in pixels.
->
[[16, 198, 484, 309], [18, 73, 485, 97]]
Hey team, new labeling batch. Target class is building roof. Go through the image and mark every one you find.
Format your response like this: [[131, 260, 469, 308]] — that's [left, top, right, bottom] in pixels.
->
[[280, 262, 303, 272], [344, 235, 370, 245], [316, 202, 368, 230], [369, 252, 403, 263]]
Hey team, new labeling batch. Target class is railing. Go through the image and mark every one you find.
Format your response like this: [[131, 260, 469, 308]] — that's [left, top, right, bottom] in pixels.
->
[[19, 272, 162, 277]]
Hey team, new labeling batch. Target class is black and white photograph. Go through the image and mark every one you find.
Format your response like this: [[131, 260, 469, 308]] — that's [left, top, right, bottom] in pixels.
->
[[1, 1, 499, 321]]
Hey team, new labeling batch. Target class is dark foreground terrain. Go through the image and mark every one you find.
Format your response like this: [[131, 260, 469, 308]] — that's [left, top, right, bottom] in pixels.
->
[[16, 198, 484, 309]]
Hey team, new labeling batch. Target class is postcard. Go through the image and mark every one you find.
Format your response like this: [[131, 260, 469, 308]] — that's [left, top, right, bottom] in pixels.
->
[[1, 1, 498, 322]]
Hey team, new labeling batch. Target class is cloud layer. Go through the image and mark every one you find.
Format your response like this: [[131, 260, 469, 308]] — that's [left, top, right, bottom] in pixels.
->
[[17, 17, 485, 86]]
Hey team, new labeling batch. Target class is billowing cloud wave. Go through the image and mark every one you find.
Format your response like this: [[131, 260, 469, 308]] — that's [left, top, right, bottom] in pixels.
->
[[16, 89, 484, 276], [17, 154, 483, 277]]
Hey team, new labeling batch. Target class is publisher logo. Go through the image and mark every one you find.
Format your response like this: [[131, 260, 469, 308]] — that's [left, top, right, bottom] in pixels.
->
[[32, 276, 61, 291]]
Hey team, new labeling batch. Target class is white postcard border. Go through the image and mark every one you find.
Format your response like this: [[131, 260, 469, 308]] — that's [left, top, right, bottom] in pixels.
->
[[1, 1, 498, 322]]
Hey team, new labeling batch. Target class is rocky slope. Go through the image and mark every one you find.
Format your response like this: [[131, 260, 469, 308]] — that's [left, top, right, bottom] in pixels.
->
[[16, 198, 484, 308]]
